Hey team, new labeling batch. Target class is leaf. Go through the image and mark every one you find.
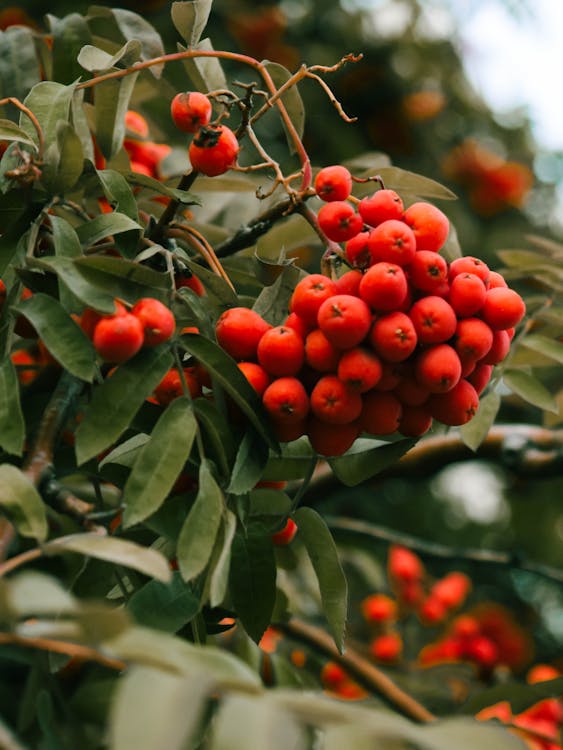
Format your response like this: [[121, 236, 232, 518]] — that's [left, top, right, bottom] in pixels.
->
[[32, 256, 117, 314], [71, 254, 170, 306], [124, 171, 200, 204], [461, 677, 563, 715], [227, 429, 270, 495], [192, 398, 236, 481], [93, 72, 139, 159], [252, 264, 302, 326], [264, 61, 305, 153], [127, 572, 200, 632], [0, 119, 36, 149], [260, 437, 315, 482], [229, 531, 277, 644], [111, 8, 165, 76], [77, 40, 142, 73], [122, 399, 197, 528], [49, 12, 92, 85], [0, 26, 41, 106], [177, 459, 224, 581], [110, 665, 210, 750], [293, 507, 347, 652], [96, 169, 139, 223], [503, 369, 559, 413], [0, 464, 47, 541], [14, 293, 97, 382], [21, 81, 76, 149], [329, 437, 418, 487], [44, 534, 172, 583], [460, 391, 501, 451], [5, 571, 76, 618], [208, 509, 237, 608], [99, 433, 150, 469], [49, 215, 83, 311], [180, 333, 278, 450], [521, 334, 563, 365], [179, 38, 227, 93], [377, 166, 458, 200], [75, 212, 141, 248], [172, 1, 213, 47], [0, 358, 25, 456], [71, 89, 94, 162], [75, 347, 173, 465]]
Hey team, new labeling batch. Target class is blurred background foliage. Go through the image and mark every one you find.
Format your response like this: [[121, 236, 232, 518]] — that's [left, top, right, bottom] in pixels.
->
[[1, 0, 561, 665]]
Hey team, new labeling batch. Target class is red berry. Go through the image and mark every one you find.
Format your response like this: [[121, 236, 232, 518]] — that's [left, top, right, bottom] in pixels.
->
[[263, 377, 309, 422], [409, 250, 449, 294], [369, 311, 417, 363], [314, 165, 352, 202], [216, 307, 271, 361], [481, 329, 510, 365], [337, 347, 383, 392], [131, 298, 175, 347], [448, 273, 487, 317], [307, 416, 359, 456], [170, 91, 212, 133], [358, 189, 404, 227], [409, 296, 457, 344], [454, 318, 493, 362], [449, 256, 490, 285], [310, 375, 362, 424], [403, 201, 449, 251], [317, 201, 363, 243], [429, 379, 479, 425], [272, 518, 298, 546], [361, 593, 398, 623], [359, 391, 402, 435], [397, 405, 433, 436], [290, 274, 338, 328], [481, 287, 526, 330], [359, 262, 408, 311], [334, 269, 363, 296], [257, 326, 305, 376], [93, 313, 144, 364], [388, 545, 423, 583], [305, 329, 341, 372], [189, 124, 239, 176], [237, 361, 270, 396], [367, 219, 416, 266], [370, 632, 402, 662], [345, 231, 371, 269], [467, 363, 493, 394], [317, 294, 372, 349], [415, 344, 462, 393]]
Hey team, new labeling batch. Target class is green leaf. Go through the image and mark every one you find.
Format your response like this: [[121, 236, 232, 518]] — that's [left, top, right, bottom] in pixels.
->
[[49, 13, 92, 85], [99, 433, 150, 469], [110, 665, 210, 750], [71, 89, 94, 162], [228, 429, 270, 495], [21, 81, 76, 149], [461, 677, 563, 715], [97, 169, 140, 222], [0, 464, 47, 541], [179, 259, 238, 308], [75, 212, 141, 248], [0, 119, 36, 149], [0, 26, 41, 105], [503, 369, 559, 413], [208, 509, 237, 608], [192, 398, 236, 481], [229, 530, 277, 644], [124, 171, 200, 204], [177, 459, 224, 581], [127, 572, 200, 632], [521, 333, 563, 365], [44, 533, 172, 583], [72, 254, 170, 305], [93, 72, 139, 159], [252, 264, 302, 326], [329, 437, 418, 487], [5, 571, 76, 618], [293, 507, 347, 652], [111, 8, 165, 76], [377, 166, 458, 200], [44, 121, 84, 194], [77, 40, 142, 73], [264, 61, 305, 153], [31, 256, 117, 314], [172, 1, 213, 47], [180, 333, 278, 451], [14, 293, 96, 382], [460, 391, 501, 451], [0, 358, 25, 456], [122, 398, 197, 528], [49, 215, 83, 311], [261, 437, 315, 482], [178, 38, 227, 93], [75, 347, 173, 465]]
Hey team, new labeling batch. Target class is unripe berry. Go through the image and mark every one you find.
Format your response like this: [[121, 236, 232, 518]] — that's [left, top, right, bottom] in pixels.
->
[[170, 91, 212, 133], [189, 124, 239, 176], [314, 165, 352, 202]]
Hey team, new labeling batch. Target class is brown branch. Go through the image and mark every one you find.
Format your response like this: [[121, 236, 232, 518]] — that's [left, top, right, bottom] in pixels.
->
[[0, 631, 126, 672], [274, 618, 436, 724], [0, 96, 45, 159]]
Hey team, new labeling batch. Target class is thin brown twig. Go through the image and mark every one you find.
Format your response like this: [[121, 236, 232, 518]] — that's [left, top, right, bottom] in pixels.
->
[[274, 618, 436, 724], [0, 631, 126, 672], [0, 96, 45, 159], [169, 222, 235, 292]]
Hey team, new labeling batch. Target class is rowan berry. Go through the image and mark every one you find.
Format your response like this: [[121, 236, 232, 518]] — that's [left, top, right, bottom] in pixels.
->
[[466, 363, 493, 394], [307, 416, 359, 456], [367, 219, 417, 266], [448, 256, 490, 285], [188, 124, 239, 176], [370, 632, 402, 662], [272, 418, 307, 443], [271, 518, 298, 546], [388, 545, 423, 583], [320, 661, 346, 689], [419, 596, 448, 625], [481, 329, 510, 365], [215, 307, 271, 361], [317, 201, 363, 243], [153, 367, 202, 405], [450, 615, 480, 642], [487, 270, 508, 289], [345, 231, 371, 269], [403, 201, 449, 251], [359, 390, 402, 435], [361, 594, 398, 624], [314, 165, 352, 202], [125, 110, 149, 138], [358, 189, 404, 227], [397, 404, 433, 436], [237, 361, 270, 396], [359, 262, 408, 311], [428, 378, 479, 425], [257, 326, 305, 376], [262, 376, 309, 422], [393, 375, 430, 406], [93, 312, 144, 364], [431, 572, 471, 609], [369, 311, 418, 363], [284, 311, 311, 339], [409, 250, 449, 293], [317, 294, 372, 349], [175, 271, 205, 296], [448, 273, 487, 317], [374, 362, 403, 391], [289, 274, 338, 328], [131, 298, 175, 347], [409, 295, 457, 344], [337, 347, 383, 392], [170, 91, 212, 133], [415, 344, 462, 393], [481, 287, 526, 330], [310, 375, 362, 424], [11, 349, 40, 385], [305, 329, 340, 372], [454, 318, 493, 362], [465, 635, 499, 668]]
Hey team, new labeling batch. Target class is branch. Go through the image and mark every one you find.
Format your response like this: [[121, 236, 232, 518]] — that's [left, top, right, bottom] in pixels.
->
[[274, 618, 436, 724], [0, 631, 126, 672]]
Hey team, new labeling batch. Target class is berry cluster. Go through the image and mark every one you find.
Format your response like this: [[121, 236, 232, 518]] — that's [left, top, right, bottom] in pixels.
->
[[81, 297, 176, 364], [214, 170, 525, 455], [170, 91, 240, 177]]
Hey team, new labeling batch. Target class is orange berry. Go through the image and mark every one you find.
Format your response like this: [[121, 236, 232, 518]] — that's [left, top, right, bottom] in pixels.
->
[[317, 294, 372, 349], [271, 518, 298, 546], [314, 165, 352, 202], [131, 298, 175, 347], [370, 632, 402, 662], [307, 416, 359, 456], [262, 377, 309, 423], [215, 307, 271, 361], [310, 375, 362, 425], [289, 274, 338, 328], [189, 124, 239, 176], [361, 593, 398, 624], [170, 91, 212, 133], [403, 201, 449, 252], [93, 313, 144, 364]]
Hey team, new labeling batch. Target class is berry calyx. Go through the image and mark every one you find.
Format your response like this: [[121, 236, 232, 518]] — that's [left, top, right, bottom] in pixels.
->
[[189, 124, 239, 176]]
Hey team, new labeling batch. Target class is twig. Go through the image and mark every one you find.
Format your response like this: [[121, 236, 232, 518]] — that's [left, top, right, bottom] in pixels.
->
[[151, 169, 199, 242], [0, 631, 126, 672], [0, 96, 45, 159], [274, 618, 436, 724], [168, 223, 235, 291]]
